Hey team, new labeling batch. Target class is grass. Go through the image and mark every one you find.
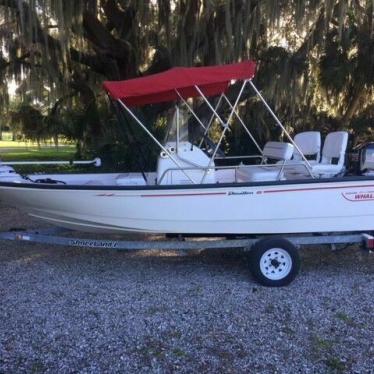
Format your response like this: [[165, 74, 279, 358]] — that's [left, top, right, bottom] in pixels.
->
[[0, 139, 50, 148], [0, 140, 75, 161], [335, 312, 356, 327], [0, 140, 114, 174], [0, 141, 80, 173], [172, 348, 187, 358], [312, 336, 334, 351], [310, 335, 347, 373], [325, 357, 346, 373]]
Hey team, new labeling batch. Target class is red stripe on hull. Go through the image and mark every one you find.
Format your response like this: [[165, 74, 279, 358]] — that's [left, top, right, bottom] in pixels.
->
[[263, 184, 374, 194], [141, 192, 227, 198]]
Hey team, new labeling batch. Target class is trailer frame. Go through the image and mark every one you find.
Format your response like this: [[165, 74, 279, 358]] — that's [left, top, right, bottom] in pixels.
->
[[0, 228, 372, 286], [0, 227, 373, 252]]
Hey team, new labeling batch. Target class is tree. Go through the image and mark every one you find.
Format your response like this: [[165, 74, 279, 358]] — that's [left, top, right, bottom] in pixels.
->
[[10, 103, 45, 146], [0, 1, 373, 163]]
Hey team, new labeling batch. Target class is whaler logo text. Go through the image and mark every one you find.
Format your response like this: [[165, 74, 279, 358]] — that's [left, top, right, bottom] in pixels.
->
[[342, 191, 374, 202]]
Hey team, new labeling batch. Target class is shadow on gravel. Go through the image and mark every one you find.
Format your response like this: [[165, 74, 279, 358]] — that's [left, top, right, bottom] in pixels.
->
[[299, 245, 373, 272], [1, 239, 373, 282], [0, 242, 252, 280]]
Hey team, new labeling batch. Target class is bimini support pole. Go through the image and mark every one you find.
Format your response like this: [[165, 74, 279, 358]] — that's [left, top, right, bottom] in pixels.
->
[[221, 94, 263, 155], [248, 80, 314, 177], [198, 80, 248, 183], [175, 91, 207, 132], [175, 90, 225, 156], [117, 99, 196, 184], [194, 86, 232, 131], [198, 94, 224, 148], [175, 105, 180, 153]]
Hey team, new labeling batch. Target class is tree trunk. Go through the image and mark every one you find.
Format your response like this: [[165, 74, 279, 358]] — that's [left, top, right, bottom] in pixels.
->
[[70, 74, 103, 151], [341, 85, 365, 127], [53, 134, 59, 149]]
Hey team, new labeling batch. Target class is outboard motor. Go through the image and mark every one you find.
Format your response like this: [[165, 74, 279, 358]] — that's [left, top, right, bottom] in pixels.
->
[[359, 143, 374, 176]]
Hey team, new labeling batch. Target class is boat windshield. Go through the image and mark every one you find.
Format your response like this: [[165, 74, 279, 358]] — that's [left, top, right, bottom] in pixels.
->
[[164, 107, 189, 143], [163, 105, 222, 156]]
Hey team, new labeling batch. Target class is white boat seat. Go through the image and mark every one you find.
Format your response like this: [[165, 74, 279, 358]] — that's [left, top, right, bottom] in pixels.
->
[[281, 131, 321, 175], [311, 131, 348, 178], [308, 163, 344, 177], [84, 180, 105, 185], [237, 165, 285, 182], [116, 173, 147, 186], [285, 131, 348, 178], [292, 131, 321, 161], [237, 141, 294, 182]]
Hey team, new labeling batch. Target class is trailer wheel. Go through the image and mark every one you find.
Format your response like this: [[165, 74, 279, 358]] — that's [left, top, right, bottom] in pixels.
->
[[249, 237, 300, 287]]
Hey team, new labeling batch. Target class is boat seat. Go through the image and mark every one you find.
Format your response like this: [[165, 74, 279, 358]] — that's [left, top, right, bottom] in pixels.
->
[[292, 131, 321, 161], [281, 131, 321, 175], [310, 131, 348, 177], [237, 141, 294, 182], [116, 173, 147, 186], [285, 131, 348, 178], [84, 180, 105, 185]]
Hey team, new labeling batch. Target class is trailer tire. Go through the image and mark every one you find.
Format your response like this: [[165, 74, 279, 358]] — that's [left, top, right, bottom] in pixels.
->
[[249, 237, 300, 287]]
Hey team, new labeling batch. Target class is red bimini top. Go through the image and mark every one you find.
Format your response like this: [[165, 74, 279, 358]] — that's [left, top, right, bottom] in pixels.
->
[[103, 61, 256, 107]]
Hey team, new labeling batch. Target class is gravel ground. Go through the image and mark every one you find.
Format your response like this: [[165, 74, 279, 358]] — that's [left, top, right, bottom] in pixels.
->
[[0, 202, 374, 373]]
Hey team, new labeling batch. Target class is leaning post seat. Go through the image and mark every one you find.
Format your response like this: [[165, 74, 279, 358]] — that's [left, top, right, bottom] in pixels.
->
[[156, 141, 215, 185], [236, 141, 294, 182], [292, 131, 321, 161], [310, 131, 349, 178], [281, 131, 321, 176]]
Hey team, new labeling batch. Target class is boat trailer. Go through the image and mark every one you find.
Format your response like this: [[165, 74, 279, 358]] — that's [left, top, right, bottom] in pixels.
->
[[0, 228, 373, 287]]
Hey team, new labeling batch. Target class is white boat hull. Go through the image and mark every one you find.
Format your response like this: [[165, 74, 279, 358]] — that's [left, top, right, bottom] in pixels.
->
[[1, 178, 374, 234]]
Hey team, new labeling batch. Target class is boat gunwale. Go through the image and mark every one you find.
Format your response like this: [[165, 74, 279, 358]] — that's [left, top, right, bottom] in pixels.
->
[[0, 175, 374, 191]]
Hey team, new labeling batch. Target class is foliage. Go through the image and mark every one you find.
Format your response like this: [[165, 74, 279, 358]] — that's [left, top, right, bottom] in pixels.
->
[[9, 103, 46, 144], [0, 0, 373, 168]]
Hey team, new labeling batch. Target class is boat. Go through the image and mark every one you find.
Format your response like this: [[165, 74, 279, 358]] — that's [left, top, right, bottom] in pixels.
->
[[0, 61, 373, 235]]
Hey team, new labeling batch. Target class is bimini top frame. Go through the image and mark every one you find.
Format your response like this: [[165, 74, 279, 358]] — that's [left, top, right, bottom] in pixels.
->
[[104, 61, 313, 183]]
